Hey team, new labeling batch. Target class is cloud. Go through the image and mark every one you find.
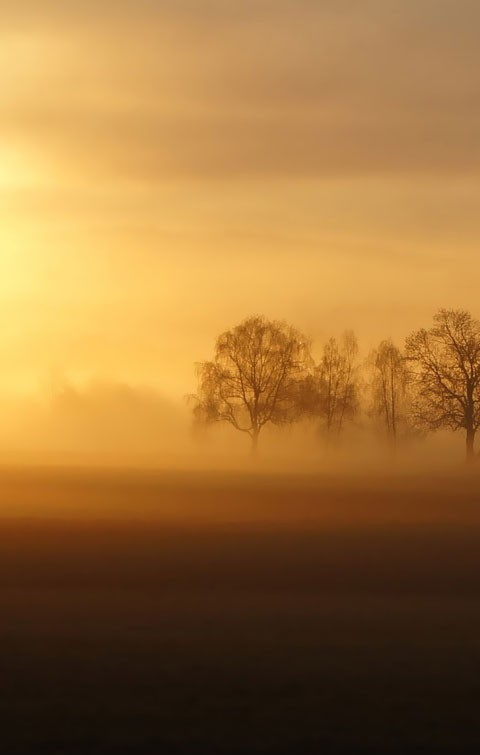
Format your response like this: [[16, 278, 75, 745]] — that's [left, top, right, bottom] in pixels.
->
[[2, 0, 480, 180], [44, 379, 189, 460]]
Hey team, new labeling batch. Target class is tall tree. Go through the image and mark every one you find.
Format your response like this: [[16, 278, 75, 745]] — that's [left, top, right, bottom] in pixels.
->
[[406, 309, 480, 463], [369, 339, 410, 451], [192, 315, 312, 452], [306, 331, 360, 441]]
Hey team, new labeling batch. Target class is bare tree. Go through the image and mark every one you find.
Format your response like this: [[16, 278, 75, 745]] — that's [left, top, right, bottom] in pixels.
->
[[192, 315, 312, 453], [369, 339, 410, 451], [306, 331, 360, 441], [406, 309, 480, 463]]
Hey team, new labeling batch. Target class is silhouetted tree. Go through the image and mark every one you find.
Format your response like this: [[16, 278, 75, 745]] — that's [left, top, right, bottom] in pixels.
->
[[192, 315, 312, 452], [369, 339, 411, 452], [304, 331, 360, 441], [406, 309, 480, 463]]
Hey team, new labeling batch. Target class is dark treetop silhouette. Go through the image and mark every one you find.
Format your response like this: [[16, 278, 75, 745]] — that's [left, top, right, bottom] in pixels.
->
[[302, 331, 360, 442], [192, 315, 311, 452], [369, 338, 411, 451], [406, 309, 480, 463], [191, 308, 480, 463]]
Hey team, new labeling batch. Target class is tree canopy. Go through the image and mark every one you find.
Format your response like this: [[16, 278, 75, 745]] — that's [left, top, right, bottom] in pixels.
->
[[369, 339, 410, 450], [406, 309, 480, 462], [192, 308, 480, 463], [192, 315, 312, 451]]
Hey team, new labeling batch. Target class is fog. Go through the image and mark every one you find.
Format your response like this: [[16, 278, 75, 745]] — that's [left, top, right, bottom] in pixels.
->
[[0, 376, 464, 475]]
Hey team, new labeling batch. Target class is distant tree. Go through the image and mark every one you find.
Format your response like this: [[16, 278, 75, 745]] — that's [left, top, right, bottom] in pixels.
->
[[406, 309, 480, 463], [369, 339, 411, 452], [304, 331, 360, 441], [192, 315, 312, 453]]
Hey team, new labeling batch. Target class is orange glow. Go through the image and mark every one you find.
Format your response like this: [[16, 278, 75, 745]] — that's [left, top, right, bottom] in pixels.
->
[[1, 2, 479, 463]]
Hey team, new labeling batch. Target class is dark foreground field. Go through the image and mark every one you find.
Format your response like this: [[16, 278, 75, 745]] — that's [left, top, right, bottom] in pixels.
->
[[1, 467, 480, 753]]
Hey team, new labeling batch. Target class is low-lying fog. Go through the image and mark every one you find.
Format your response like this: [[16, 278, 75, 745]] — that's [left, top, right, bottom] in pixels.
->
[[0, 378, 469, 473]]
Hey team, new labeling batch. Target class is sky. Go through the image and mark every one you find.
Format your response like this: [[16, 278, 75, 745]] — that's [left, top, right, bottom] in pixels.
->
[[2, 0, 480, 404]]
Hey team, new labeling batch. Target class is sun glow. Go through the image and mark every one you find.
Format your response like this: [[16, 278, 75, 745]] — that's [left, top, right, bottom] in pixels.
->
[[0, 146, 48, 189]]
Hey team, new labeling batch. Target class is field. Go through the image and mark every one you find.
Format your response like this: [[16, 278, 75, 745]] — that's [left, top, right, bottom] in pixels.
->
[[1, 467, 480, 753]]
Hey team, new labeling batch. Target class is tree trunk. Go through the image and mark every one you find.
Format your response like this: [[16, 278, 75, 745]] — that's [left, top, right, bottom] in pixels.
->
[[466, 427, 475, 463], [389, 432, 397, 462], [251, 428, 260, 456]]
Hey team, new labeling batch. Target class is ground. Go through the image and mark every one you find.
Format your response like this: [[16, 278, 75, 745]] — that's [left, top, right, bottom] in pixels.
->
[[1, 467, 480, 753]]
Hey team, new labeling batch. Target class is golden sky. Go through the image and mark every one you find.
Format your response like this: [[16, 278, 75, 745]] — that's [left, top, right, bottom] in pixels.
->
[[2, 0, 480, 401]]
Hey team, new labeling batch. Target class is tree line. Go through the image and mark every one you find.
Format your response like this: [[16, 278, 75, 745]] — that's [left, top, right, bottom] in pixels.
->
[[192, 309, 480, 463]]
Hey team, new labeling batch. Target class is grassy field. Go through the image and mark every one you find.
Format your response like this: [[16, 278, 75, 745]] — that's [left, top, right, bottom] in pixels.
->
[[1, 467, 480, 753]]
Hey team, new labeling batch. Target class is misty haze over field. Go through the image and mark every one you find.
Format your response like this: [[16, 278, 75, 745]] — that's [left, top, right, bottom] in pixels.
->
[[0, 376, 468, 470]]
